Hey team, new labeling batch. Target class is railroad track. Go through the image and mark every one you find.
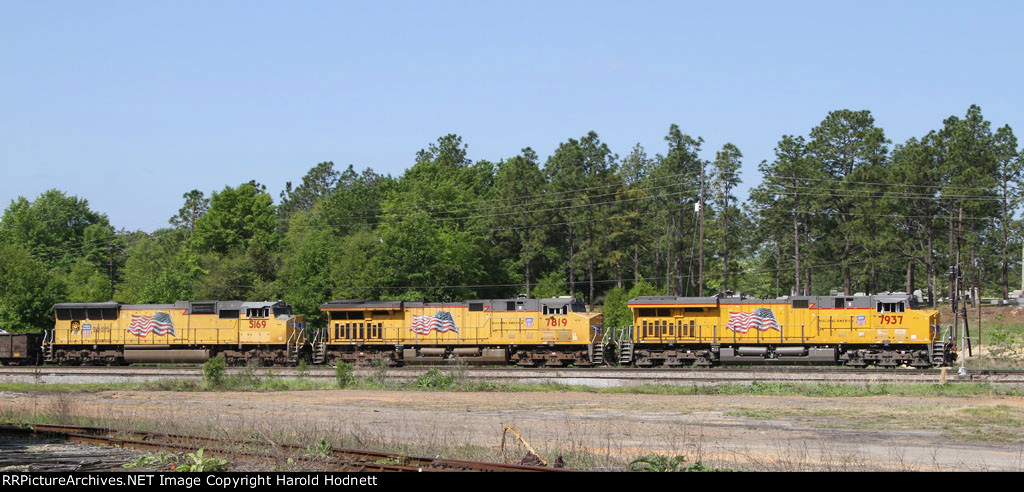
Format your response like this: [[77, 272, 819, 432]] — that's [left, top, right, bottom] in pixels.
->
[[0, 422, 567, 472], [2, 365, 1023, 384]]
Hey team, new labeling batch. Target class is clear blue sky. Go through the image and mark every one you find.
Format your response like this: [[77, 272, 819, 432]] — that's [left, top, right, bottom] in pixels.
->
[[2, 1, 1021, 231]]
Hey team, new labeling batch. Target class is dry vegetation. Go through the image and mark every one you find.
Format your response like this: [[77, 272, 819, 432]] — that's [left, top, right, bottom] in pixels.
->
[[3, 387, 1024, 472]]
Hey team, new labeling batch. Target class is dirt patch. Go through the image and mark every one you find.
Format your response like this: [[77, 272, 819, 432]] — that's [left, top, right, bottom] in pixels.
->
[[937, 303, 1024, 325], [3, 389, 1024, 471]]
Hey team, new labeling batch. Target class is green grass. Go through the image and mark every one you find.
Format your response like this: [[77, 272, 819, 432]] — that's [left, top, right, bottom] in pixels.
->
[[721, 399, 1024, 443], [975, 321, 1024, 350], [2, 374, 1023, 398], [966, 320, 1024, 369]]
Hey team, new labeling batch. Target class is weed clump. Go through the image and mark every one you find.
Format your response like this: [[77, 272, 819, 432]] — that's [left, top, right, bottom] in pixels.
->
[[415, 368, 455, 390], [225, 365, 263, 390], [123, 451, 178, 469], [305, 438, 333, 458], [371, 359, 390, 387], [202, 355, 226, 388], [628, 454, 713, 472], [174, 448, 229, 472], [334, 362, 356, 389]]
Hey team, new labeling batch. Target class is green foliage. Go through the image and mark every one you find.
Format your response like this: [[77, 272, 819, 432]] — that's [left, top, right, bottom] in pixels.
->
[[370, 358, 390, 386], [174, 448, 228, 472], [628, 281, 661, 298], [334, 362, 355, 389], [304, 438, 333, 458], [279, 214, 336, 326], [66, 258, 112, 302], [169, 189, 209, 238], [531, 270, 568, 299], [601, 280, 661, 335], [627, 453, 719, 472], [193, 182, 277, 255], [415, 368, 455, 390], [0, 190, 113, 330], [224, 364, 263, 389], [601, 287, 630, 331], [0, 189, 113, 270], [545, 131, 619, 302], [489, 148, 553, 296], [278, 161, 340, 223], [0, 244, 65, 332], [628, 454, 688, 472], [202, 356, 227, 387], [372, 210, 486, 301], [0, 114, 1021, 326], [123, 451, 178, 469]]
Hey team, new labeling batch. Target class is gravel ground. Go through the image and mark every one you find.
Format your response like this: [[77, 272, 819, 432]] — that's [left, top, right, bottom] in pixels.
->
[[3, 389, 1024, 471]]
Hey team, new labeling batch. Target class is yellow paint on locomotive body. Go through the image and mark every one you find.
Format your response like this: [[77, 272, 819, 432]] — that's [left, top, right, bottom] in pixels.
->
[[320, 298, 604, 347], [52, 301, 305, 347], [628, 294, 941, 346]]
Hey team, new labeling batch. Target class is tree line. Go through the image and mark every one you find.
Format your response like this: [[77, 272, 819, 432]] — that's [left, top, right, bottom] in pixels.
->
[[1, 105, 1021, 331]]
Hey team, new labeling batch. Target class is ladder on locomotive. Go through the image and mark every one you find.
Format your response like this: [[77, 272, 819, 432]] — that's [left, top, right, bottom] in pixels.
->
[[930, 339, 945, 366], [40, 330, 54, 363], [929, 325, 953, 366], [617, 325, 634, 365], [589, 331, 605, 366], [311, 328, 327, 365], [285, 327, 310, 365]]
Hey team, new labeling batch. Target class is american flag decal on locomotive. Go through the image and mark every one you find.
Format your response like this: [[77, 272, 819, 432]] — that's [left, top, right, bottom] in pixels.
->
[[128, 312, 176, 338], [726, 308, 780, 333], [410, 311, 458, 335]]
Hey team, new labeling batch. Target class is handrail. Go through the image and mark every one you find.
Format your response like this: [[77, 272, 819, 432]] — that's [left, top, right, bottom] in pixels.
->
[[41, 330, 52, 360]]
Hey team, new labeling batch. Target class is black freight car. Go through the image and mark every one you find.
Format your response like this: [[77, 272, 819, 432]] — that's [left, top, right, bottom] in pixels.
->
[[0, 332, 44, 365]]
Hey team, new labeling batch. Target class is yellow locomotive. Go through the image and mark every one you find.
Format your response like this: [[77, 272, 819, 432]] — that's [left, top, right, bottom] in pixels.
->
[[43, 300, 306, 365], [34, 293, 955, 369], [621, 293, 956, 367], [314, 296, 605, 366]]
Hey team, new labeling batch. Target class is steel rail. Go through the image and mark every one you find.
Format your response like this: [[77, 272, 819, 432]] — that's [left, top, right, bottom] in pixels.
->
[[0, 422, 568, 472], [3, 366, 1023, 383], [5, 365, 1023, 374]]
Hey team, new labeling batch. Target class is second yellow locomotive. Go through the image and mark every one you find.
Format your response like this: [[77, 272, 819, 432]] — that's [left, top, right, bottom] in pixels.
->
[[314, 296, 605, 366]]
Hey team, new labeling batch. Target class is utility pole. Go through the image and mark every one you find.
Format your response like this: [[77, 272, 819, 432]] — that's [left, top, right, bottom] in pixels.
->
[[698, 161, 704, 297], [794, 210, 800, 296], [792, 175, 800, 297], [109, 245, 114, 299], [722, 185, 729, 294], [971, 246, 977, 309], [957, 206, 967, 376], [977, 253, 982, 355]]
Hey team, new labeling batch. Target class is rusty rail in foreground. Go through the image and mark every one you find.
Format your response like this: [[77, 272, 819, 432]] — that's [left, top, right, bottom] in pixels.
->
[[0, 423, 572, 472]]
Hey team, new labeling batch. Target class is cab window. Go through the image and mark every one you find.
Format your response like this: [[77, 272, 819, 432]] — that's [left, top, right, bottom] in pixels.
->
[[273, 306, 291, 317], [246, 308, 270, 318], [876, 302, 905, 313]]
